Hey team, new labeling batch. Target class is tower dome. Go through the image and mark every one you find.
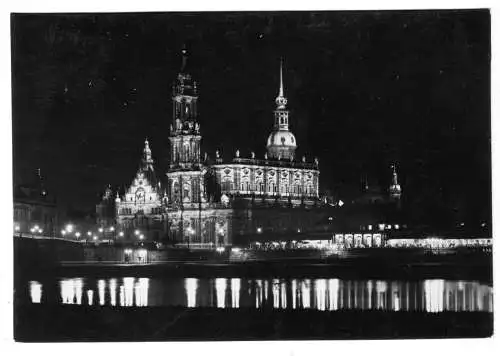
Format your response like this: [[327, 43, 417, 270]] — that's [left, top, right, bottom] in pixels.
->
[[266, 59, 297, 160], [267, 131, 297, 159]]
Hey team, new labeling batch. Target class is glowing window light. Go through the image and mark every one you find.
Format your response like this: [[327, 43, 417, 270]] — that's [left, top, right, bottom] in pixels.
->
[[61, 230, 66, 236], [231, 278, 241, 308], [264, 280, 269, 301], [216, 247, 225, 253], [66, 224, 74, 233], [378, 224, 385, 231], [215, 278, 227, 308], [394, 224, 400, 230], [138, 249, 147, 262], [185, 278, 198, 308], [109, 226, 115, 232], [368, 225, 372, 231], [14, 225, 20, 232], [87, 231, 92, 236], [98, 227, 104, 233], [29, 281, 42, 304], [231, 247, 241, 253], [119, 231, 124, 237], [98, 280, 106, 306]]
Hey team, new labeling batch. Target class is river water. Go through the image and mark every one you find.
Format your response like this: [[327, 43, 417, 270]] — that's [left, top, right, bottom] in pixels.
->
[[18, 276, 493, 313]]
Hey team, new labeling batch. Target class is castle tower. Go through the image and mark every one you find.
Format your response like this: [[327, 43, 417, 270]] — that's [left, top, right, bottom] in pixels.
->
[[266, 59, 297, 160]]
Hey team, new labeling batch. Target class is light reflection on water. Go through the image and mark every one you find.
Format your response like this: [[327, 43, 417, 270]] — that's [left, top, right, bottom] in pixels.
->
[[26, 277, 493, 312]]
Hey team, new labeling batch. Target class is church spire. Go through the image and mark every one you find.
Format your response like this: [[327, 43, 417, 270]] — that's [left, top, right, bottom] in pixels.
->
[[180, 45, 188, 73], [141, 138, 154, 170], [267, 58, 297, 160], [392, 164, 398, 186], [389, 163, 402, 199], [279, 58, 284, 98], [275, 58, 288, 111]]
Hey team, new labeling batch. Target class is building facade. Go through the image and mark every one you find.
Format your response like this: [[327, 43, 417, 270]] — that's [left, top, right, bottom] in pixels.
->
[[98, 51, 325, 248], [13, 169, 58, 237], [164, 53, 322, 248], [114, 139, 167, 241]]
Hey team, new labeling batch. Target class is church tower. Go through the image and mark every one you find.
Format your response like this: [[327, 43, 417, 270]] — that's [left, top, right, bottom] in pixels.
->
[[167, 48, 206, 205], [389, 163, 402, 201], [266, 59, 297, 160], [169, 47, 202, 170]]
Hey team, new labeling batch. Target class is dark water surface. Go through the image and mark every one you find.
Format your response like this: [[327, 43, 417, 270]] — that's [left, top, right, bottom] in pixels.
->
[[18, 276, 493, 313]]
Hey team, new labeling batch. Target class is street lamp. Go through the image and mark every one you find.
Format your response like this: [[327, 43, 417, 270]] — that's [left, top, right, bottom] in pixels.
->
[[119, 231, 124, 238], [61, 230, 66, 236], [134, 229, 140, 236], [98, 227, 104, 233], [75, 232, 81, 240], [139, 234, 144, 240]]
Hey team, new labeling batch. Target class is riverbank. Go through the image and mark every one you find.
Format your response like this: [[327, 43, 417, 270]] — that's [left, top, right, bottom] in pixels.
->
[[14, 303, 493, 341], [39, 258, 490, 282]]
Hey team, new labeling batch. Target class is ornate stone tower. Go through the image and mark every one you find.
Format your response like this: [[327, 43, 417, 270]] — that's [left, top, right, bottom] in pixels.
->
[[167, 48, 206, 205], [267, 59, 297, 160]]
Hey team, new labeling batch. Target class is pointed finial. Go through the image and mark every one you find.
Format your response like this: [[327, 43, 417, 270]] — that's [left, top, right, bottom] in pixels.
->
[[279, 58, 284, 97], [181, 45, 188, 72]]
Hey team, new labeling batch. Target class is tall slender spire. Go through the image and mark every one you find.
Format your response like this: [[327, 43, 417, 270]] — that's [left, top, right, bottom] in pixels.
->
[[391, 163, 398, 185], [279, 58, 284, 97], [275, 58, 288, 110], [180, 45, 188, 72]]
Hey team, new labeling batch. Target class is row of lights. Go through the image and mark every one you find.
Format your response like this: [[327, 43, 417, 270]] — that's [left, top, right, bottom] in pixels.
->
[[367, 224, 400, 231], [60, 224, 144, 241]]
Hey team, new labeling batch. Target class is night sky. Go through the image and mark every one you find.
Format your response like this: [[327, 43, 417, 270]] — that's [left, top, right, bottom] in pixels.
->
[[11, 10, 491, 225]]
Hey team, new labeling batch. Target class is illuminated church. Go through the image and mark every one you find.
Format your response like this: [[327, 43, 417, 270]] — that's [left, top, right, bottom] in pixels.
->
[[108, 51, 322, 247]]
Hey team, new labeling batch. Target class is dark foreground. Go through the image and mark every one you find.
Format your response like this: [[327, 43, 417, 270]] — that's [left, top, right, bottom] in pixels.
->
[[15, 303, 492, 341]]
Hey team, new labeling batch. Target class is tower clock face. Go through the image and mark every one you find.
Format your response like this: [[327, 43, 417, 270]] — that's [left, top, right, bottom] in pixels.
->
[[135, 188, 145, 201]]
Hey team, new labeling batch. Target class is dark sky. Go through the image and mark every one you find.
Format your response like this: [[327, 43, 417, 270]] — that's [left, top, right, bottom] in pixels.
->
[[11, 10, 491, 223]]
